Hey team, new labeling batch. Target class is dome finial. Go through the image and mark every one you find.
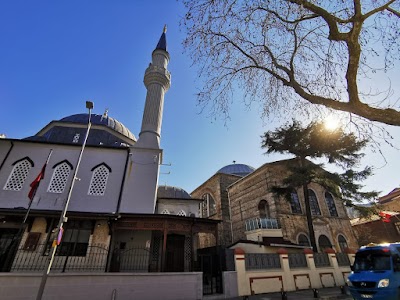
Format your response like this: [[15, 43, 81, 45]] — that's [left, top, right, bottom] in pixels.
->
[[163, 24, 167, 33]]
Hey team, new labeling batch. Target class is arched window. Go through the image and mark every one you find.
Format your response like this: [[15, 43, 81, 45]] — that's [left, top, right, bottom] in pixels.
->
[[318, 235, 332, 251], [4, 158, 33, 191], [290, 191, 302, 214], [338, 235, 348, 252], [298, 234, 311, 247], [258, 200, 270, 218], [47, 161, 72, 194], [308, 189, 321, 215], [88, 164, 111, 196], [325, 192, 338, 217], [202, 193, 216, 217]]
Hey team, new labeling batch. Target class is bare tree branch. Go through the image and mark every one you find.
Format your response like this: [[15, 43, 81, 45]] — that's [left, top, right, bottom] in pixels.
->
[[181, 0, 400, 126]]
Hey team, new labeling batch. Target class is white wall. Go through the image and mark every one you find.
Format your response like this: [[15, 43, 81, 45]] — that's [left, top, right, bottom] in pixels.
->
[[0, 141, 127, 214], [119, 147, 161, 214], [0, 272, 203, 300]]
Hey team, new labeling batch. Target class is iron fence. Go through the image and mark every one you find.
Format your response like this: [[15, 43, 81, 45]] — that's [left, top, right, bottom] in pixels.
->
[[288, 253, 308, 268], [245, 218, 280, 231], [336, 253, 351, 266], [11, 243, 108, 272], [9, 244, 153, 273], [115, 247, 151, 272], [245, 253, 281, 270], [314, 253, 331, 267]]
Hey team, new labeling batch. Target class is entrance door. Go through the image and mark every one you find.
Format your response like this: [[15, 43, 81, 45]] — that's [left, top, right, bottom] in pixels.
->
[[165, 234, 185, 272], [0, 228, 19, 271]]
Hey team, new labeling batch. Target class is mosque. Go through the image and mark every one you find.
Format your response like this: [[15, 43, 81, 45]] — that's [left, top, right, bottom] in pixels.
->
[[0, 29, 218, 274], [0, 27, 357, 283]]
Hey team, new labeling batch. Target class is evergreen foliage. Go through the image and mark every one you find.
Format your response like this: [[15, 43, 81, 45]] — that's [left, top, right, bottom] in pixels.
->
[[262, 120, 378, 251]]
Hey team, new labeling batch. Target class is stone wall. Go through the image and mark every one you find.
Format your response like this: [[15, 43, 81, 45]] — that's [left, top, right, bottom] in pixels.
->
[[192, 173, 239, 248], [228, 160, 359, 251]]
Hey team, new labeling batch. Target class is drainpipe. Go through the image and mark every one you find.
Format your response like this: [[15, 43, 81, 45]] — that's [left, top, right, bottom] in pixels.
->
[[226, 188, 234, 244], [105, 147, 130, 272], [115, 147, 131, 215]]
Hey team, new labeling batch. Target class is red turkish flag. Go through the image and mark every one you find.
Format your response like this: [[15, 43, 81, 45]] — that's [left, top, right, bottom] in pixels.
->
[[28, 163, 46, 201]]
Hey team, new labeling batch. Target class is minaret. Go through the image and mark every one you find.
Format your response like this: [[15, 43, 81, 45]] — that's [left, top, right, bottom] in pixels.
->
[[136, 26, 171, 149]]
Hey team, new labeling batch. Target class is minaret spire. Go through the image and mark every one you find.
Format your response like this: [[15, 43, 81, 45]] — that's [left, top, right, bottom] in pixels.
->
[[136, 27, 171, 149]]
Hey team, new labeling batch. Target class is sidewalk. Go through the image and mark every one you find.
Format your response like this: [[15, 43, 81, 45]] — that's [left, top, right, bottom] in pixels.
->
[[205, 287, 353, 300]]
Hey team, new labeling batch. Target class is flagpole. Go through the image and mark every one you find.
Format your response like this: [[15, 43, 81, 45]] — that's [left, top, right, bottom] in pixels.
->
[[23, 150, 53, 224], [36, 101, 94, 300], [1, 149, 53, 272]]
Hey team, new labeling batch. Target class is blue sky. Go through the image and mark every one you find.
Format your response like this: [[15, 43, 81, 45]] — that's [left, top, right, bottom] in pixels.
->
[[1, 1, 399, 198]]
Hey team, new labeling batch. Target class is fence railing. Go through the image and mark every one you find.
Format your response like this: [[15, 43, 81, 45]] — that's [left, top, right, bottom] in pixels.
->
[[313, 253, 330, 267], [10, 244, 152, 273], [245, 218, 280, 231], [288, 253, 308, 268], [336, 252, 351, 266], [245, 253, 281, 270], [11, 243, 109, 272]]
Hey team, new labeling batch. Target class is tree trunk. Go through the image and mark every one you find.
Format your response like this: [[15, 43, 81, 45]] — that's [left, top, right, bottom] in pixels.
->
[[300, 157, 318, 252]]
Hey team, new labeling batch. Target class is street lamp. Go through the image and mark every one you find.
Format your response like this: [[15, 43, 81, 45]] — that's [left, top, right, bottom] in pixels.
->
[[36, 101, 94, 300]]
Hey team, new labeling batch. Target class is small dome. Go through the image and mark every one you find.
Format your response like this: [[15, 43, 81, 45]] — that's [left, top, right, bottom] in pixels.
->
[[60, 114, 136, 141], [217, 163, 255, 177], [157, 186, 192, 200]]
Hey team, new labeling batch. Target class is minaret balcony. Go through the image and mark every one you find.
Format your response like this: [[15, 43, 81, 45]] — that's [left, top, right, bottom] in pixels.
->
[[244, 217, 283, 240], [144, 64, 171, 89]]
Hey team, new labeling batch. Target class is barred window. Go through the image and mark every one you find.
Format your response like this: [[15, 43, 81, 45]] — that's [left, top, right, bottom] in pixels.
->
[[298, 234, 310, 247], [57, 220, 92, 256], [325, 192, 338, 217], [4, 158, 33, 191], [338, 235, 348, 252], [202, 193, 216, 217], [88, 164, 110, 196], [318, 235, 332, 251], [177, 210, 186, 216], [290, 191, 302, 214], [47, 162, 72, 193], [258, 200, 270, 218], [308, 189, 321, 216]]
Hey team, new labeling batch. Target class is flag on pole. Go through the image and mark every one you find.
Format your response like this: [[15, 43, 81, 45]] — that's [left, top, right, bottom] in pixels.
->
[[28, 150, 52, 201], [57, 227, 64, 246], [28, 163, 46, 201], [379, 211, 391, 223]]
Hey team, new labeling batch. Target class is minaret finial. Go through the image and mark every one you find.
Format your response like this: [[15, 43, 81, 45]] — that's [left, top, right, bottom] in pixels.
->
[[155, 26, 167, 51]]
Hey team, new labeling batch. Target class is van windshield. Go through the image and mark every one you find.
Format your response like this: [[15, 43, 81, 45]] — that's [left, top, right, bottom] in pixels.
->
[[354, 250, 392, 271]]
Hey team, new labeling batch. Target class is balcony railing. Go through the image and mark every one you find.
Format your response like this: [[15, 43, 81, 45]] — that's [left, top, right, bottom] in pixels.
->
[[245, 218, 280, 231]]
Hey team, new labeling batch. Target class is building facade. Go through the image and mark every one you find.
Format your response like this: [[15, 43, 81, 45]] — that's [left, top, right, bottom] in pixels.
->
[[192, 160, 358, 253]]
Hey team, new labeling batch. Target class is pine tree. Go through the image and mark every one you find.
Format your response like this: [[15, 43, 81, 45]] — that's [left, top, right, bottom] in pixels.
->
[[262, 120, 377, 252]]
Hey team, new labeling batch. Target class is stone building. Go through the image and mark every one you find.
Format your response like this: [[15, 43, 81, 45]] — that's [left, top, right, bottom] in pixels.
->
[[192, 159, 359, 253], [191, 164, 254, 248], [351, 211, 400, 246]]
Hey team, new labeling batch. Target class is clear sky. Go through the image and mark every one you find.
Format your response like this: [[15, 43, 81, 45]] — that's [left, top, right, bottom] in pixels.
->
[[0, 1, 399, 198]]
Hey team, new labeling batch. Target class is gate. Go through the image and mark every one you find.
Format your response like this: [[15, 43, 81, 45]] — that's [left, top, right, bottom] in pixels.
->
[[197, 247, 233, 295]]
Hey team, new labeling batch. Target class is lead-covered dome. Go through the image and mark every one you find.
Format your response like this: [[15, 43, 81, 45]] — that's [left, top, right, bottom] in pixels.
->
[[157, 186, 192, 200], [217, 163, 255, 177], [25, 113, 136, 147], [60, 114, 135, 141]]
